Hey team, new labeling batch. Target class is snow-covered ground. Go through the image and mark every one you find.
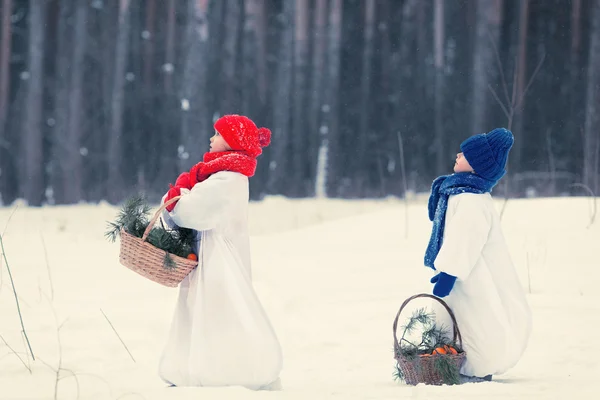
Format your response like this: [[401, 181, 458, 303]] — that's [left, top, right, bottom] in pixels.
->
[[0, 195, 598, 399]]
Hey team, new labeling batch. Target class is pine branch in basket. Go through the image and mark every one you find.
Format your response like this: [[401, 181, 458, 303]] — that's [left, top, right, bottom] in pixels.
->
[[400, 307, 431, 338], [434, 355, 461, 385], [104, 194, 151, 242], [393, 363, 405, 382], [105, 195, 197, 264], [395, 308, 463, 385], [163, 253, 177, 270]]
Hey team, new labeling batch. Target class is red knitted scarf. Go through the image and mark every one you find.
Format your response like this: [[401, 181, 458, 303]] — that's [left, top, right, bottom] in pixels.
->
[[190, 151, 257, 185]]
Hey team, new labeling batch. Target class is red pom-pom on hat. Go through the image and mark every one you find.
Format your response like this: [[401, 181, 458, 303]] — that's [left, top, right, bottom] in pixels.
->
[[258, 127, 271, 147]]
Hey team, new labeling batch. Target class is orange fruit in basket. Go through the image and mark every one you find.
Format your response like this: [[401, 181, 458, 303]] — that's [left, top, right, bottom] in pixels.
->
[[432, 345, 458, 355], [186, 253, 198, 261], [419, 353, 431, 357]]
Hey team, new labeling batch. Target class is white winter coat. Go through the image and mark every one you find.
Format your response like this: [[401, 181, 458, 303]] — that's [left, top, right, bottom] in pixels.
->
[[158, 171, 283, 389], [431, 192, 531, 378]]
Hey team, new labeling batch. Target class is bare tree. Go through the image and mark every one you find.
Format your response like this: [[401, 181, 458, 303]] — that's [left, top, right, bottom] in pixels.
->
[[51, 0, 87, 204], [569, 0, 582, 131], [21, 0, 47, 206], [180, 0, 211, 172], [471, 0, 504, 134], [165, 0, 176, 94], [242, 0, 265, 117], [511, 0, 529, 172], [64, 0, 88, 203], [357, 0, 375, 194], [101, 0, 115, 139], [221, 0, 242, 113], [0, 0, 10, 130], [308, 0, 327, 194], [0, 0, 13, 202], [322, 0, 343, 196], [291, 0, 309, 196], [392, 0, 418, 177], [433, 0, 445, 176], [584, 0, 600, 194], [254, 0, 267, 107], [51, 0, 72, 205], [268, 0, 294, 194], [397, 0, 419, 84], [107, 0, 131, 203], [571, 0, 582, 80], [143, 0, 156, 85]]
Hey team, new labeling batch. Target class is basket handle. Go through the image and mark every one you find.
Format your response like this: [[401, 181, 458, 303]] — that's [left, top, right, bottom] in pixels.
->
[[141, 195, 182, 242], [392, 293, 463, 354]]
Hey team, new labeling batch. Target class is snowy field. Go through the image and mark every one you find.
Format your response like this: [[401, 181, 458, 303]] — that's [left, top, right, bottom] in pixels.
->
[[0, 195, 598, 399]]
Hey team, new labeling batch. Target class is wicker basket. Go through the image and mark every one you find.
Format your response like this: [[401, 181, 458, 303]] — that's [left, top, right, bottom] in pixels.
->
[[118, 196, 198, 287], [393, 293, 467, 385]]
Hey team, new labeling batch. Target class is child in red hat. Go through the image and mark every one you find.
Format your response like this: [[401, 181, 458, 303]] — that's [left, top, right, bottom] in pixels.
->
[[158, 115, 282, 390]]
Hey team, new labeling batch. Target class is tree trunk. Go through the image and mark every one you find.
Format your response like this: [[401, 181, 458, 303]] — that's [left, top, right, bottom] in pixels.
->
[[323, 0, 342, 196], [101, 0, 114, 137], [51, 0, 72, 205], [357, 0, 375, 195], [221, 0, 242, 113], [21, 0, 46, 206], [291, 0, 309, 196], [0, 0, 10, 128], [583, 0, 600, 194], [107, 0, 131, 203], [569, 0, 582, 176], [143, 0, 156, 88], [150, 0, 177, 195], [0, 0, 13, 203], [165, 0, 176, 94], [434, 0, 445, 176], [268, 0, 294, 194], [309, 0, 327, 195], [64, 0, 87, 203], [393, 0, 419, 179], [571, 0, 581, 70], [511, 0, 529, 173], [379, 0, 396, 194], [180, 0, 211, 172], [471, 0, 504, 134], [255, 0, 267, 106], [242, 0, 263, 118]]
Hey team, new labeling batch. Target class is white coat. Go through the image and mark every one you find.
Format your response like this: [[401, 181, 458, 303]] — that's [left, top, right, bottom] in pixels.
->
[[431, 192, 532, 378], [158, 171, 283, 389]]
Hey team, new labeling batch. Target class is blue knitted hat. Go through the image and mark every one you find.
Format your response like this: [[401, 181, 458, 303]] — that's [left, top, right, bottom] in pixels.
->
[[460, 128, 514, 182]]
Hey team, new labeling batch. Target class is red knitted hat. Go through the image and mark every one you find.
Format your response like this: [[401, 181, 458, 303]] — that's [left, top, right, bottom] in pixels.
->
[[214, 114, 271, 158]]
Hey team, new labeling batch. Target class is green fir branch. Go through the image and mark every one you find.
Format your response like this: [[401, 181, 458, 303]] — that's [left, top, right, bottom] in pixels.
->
[[433, 355, 461, 385], [395, 306, 463, 385], [106, 195, 198, 269], [393, 363, 405, 383], [162, 253, 176, 270], [400, 308, 433, 341]]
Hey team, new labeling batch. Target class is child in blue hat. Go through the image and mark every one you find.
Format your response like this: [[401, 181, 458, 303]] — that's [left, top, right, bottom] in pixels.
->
[[424, 128, 531, 382]]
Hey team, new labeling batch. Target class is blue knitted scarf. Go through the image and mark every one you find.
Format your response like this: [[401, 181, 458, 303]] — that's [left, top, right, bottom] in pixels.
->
[[424, 172, 496, 270]]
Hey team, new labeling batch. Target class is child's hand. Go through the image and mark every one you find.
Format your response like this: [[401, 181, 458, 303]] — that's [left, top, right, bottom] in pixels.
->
[[175, 172, 192, 189], [164, 186, 181, 212], [431, 272, 457, 298]]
